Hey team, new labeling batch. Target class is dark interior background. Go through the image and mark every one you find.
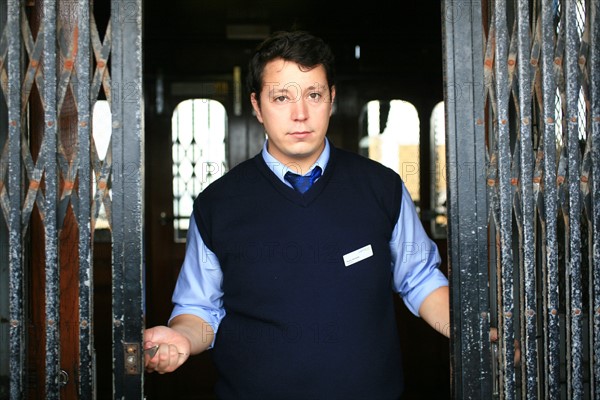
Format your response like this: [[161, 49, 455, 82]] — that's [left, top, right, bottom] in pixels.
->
[[109, 1, 450, 399]]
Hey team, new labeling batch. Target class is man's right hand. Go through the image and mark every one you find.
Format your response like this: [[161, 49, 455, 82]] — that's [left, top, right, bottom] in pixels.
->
[[144, 314, 215, 374], [144, 325, 191, 373]]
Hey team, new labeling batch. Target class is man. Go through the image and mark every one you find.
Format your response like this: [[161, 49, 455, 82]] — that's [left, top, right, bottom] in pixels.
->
[[144, 30, 450, 399]]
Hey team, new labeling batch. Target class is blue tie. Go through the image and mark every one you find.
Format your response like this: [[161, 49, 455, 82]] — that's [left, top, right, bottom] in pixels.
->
[[284, 166, 322, 194]]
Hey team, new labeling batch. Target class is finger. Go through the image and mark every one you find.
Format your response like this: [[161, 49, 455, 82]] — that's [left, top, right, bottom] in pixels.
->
[[155, 344, 171, 373], [143, 328, 157, 343], [154, 344, 184, 373], [144, 348, 160, 371], [514, 339, 521, 366], [490, 327, 499, 342], [148, 344, 169, 371], [167, 344, 189, 369]]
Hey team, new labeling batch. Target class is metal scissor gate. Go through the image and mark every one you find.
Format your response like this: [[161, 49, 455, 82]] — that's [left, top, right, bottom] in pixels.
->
[[444, 0, 599, 398], [1, 0, 598, 399], [0, 0, 143, 398]]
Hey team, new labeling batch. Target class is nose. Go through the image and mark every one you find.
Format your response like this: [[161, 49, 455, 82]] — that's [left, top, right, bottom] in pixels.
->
[[291, 98, 308, 121]]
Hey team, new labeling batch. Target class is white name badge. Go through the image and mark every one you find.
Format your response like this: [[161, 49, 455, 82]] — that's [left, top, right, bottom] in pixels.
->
[[343, 244, 373, 267]]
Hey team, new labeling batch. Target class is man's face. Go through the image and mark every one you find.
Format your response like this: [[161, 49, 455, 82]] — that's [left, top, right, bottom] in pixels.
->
[[251, 58, 335, 173]]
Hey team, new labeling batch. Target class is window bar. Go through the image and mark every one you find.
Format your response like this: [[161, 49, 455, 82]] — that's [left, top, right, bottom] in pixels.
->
[[515, 0, 539, 397], [442, 1, 492, 398], [6, 1, 22, 399], [42, 1, 59, 398], [540, 0, 561, 397], [591, 0, 600, 396], [564, 0, 585, 396], [76, 0, 93, 397]]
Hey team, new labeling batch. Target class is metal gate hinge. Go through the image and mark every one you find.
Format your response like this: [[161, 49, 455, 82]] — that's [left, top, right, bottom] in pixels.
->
[[124, 343, 141, 375]]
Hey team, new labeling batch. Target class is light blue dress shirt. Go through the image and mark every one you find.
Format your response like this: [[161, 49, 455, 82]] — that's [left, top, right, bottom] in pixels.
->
[[170, 139, 449, 347]]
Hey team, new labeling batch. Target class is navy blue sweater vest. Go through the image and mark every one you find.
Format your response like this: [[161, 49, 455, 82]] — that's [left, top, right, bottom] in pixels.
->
[[193, 145, 405, 400]]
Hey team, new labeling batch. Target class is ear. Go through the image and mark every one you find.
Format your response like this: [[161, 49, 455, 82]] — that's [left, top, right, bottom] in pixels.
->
[[329, 86, 336, 116], [250, 93, 264, 123]]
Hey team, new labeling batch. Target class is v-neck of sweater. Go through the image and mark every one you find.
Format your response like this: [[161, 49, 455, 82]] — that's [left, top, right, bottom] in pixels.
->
[[253, 148, 337, 207]]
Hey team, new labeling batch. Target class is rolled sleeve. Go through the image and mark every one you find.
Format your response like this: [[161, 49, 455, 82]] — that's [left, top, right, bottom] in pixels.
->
[[391, 183, 449, 316], [169, 215, 225, 348]]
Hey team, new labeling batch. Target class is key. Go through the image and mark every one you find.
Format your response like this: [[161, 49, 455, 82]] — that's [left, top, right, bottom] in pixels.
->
[[144, 345, 160, 358], [143, 344, 188, 358]]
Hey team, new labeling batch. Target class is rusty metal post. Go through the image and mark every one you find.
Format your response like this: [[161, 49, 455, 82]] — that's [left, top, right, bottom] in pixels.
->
[[591, 0, 600, 397], [515, 0, 539, 397], [564, 0, 584, 396], [0, 2, 11, 397], [110, 0, 145, 397], [76, 0, 93, 397], [538, 0, 562, 396], [42, 0, 60, 398], [5, 1, 23, 399], [492, 0, 517, 396], [442, 0, 493, 398]]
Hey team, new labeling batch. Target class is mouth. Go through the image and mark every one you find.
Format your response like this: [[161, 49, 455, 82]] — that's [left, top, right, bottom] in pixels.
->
[[289, 131, 312, 138]]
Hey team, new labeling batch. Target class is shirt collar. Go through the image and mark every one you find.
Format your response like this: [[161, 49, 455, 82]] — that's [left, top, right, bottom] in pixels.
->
[[261, 138, 330, 184]]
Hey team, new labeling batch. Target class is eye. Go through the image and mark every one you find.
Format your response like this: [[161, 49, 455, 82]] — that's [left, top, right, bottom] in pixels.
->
[[308, 92, 322, 102], [273, 95, 288, 103]]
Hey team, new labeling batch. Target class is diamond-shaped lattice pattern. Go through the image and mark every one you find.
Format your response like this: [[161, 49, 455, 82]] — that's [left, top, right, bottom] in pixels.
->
[[483, 0, 597, 398], [19, 7, 48, 236], [90, 13, 113, 232], [1, 1, 145, 398]]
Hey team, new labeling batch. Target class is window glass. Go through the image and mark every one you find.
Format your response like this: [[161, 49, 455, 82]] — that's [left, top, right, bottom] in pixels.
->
[[172, 99, 228, 241], [359, 99, 420, 206], [430, 101, 447, 238]]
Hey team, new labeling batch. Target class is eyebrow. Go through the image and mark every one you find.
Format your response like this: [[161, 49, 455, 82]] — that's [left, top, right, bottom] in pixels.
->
[[269, 84, 326, 95], [269, 88, 291, 95]]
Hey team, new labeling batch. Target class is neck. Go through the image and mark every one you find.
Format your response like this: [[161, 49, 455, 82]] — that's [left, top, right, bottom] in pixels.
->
[[268, 142, 326, 175]]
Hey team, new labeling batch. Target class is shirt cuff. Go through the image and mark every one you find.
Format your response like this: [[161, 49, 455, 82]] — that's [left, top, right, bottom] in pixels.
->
[[169, 305, 226, 349], [402, 269, 449, 317]]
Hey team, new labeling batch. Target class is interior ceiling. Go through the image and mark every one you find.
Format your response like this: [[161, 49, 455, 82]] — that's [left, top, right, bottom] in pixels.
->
[[143, 0, 443, 83]]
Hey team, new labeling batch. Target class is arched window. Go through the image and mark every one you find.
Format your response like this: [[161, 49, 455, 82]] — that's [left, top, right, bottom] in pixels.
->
[[359, 99, 420, 206], [430, 101, 446, 238], [172, 99, 228, 241]]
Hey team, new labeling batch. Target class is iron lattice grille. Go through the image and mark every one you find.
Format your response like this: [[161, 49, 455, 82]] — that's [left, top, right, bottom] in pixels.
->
[[445, 0, 599, 398], [0, 0, 143, 398], [484, 0, 597, 398]]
